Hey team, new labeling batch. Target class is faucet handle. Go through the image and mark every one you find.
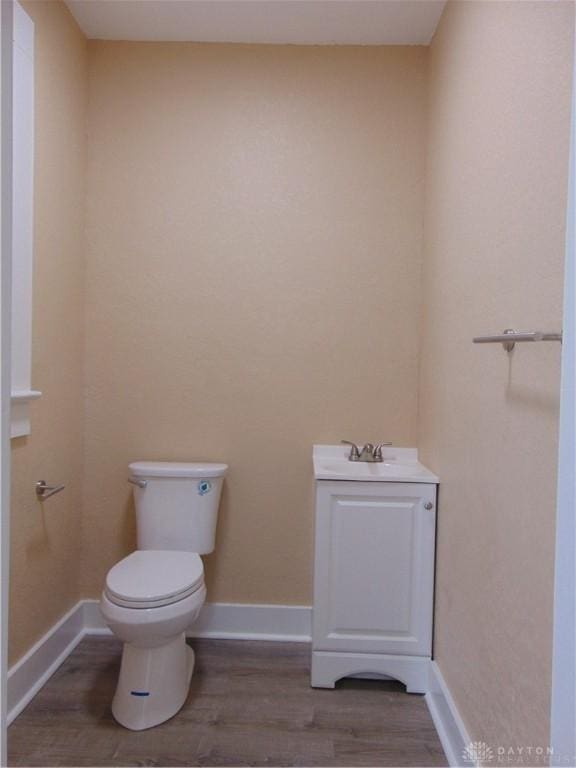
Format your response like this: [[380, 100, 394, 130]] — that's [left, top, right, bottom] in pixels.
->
[[373, 442, 393, 461], [341, 440, 361, 461]]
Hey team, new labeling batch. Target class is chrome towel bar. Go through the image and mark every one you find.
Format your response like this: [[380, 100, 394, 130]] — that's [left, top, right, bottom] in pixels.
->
[[473, 328, 563, 352]]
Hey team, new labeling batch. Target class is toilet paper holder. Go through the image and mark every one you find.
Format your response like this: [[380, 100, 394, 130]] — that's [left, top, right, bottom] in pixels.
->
[[35, 480, 65, 501]]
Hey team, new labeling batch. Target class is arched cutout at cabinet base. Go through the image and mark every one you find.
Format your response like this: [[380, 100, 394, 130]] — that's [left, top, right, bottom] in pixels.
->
[[311, 651, 430, 694]]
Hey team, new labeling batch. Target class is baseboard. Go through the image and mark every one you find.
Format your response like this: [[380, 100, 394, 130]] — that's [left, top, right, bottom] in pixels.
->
[[425, 660, 472, 767], [9, 599, 466, 768], [82, 598, 312, 642], [8, 598, 312, 724], [82, 599, 112, 636], [189, 601, 312, 642], [7, 602, 86, 724]]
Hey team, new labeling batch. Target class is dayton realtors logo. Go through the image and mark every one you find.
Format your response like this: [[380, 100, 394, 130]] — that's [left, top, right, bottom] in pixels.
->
[[462, 742, 494, 764], [462, 741, 555, 765]]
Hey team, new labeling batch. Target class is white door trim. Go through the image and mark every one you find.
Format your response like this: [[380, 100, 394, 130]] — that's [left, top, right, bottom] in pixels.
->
[[0, 0, 14, 763], [550, 21, 576, 767]]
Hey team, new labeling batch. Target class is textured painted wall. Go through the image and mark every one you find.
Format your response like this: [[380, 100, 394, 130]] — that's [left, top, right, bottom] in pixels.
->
[[10, 0, 87, 664], [82, 43, 427, 603], [419, 0, 574, 754]]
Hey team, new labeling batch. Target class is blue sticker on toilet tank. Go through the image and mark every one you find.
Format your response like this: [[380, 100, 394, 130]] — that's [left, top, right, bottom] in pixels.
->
[[198, 479, 212, 496]]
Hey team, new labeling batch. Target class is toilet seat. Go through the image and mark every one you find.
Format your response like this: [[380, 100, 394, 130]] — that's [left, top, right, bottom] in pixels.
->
[[105, 550, 204, 609]]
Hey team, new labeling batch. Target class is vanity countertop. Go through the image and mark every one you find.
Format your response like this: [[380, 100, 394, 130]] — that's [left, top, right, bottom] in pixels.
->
[[313, 445, 439, 484]]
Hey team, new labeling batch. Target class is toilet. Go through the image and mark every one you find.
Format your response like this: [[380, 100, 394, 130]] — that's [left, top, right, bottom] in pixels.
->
[[100, 460, 228, 731]]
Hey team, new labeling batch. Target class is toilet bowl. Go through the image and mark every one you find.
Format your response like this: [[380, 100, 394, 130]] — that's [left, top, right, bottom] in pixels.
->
[[100, 460, 227, 730], [101, 549, 208, 731]]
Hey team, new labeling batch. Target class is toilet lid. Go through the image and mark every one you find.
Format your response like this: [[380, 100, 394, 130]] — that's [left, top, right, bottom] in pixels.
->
[[105, 550, 204, 606], [129, 461, 228, 479]]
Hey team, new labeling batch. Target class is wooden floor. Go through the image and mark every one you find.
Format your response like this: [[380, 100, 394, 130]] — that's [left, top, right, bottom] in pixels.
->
[[9, 637, 446, 767]]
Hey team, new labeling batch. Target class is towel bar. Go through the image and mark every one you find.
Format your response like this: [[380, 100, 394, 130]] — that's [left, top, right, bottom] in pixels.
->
[[473, 329, 562, 352]]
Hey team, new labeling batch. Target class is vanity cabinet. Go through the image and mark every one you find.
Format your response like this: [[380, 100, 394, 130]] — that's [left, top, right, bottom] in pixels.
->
[[311, 480, 437, 693]]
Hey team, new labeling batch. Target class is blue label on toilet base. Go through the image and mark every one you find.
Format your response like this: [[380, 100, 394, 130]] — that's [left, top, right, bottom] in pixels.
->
[[130, 691, 150, 697]]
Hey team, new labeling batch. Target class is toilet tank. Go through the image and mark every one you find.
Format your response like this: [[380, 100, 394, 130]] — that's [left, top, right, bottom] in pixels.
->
[[128, 461, 228, 554]]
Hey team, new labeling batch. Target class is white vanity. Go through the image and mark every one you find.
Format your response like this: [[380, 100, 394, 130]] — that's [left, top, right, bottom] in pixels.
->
[[311, 444, 439, 693]]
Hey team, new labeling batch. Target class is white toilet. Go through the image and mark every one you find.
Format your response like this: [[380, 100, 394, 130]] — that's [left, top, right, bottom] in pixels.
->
[[100, 460, 228, 731]]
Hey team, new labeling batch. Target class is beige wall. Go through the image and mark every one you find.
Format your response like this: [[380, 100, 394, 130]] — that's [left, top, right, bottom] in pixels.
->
[[10, 0, 87, 664], [419, 0, 573, 753], [9, 12, 574, 759], [82, 43, 427, 602]]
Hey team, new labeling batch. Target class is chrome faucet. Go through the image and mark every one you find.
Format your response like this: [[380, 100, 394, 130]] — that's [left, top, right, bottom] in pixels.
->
[[341, 440, 392, 463]]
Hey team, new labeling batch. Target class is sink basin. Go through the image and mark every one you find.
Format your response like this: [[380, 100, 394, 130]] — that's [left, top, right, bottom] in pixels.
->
[[313, 446, 439, 483]]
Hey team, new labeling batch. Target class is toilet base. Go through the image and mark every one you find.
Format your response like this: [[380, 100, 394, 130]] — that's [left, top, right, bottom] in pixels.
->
[[111, 633, 194, 730]]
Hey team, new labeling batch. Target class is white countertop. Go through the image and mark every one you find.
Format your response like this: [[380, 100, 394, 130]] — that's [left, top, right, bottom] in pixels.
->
[[313, 444, 439, 484]]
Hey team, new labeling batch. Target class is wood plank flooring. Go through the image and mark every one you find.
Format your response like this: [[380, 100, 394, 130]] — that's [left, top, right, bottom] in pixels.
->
[[9, 638, 447, 767]]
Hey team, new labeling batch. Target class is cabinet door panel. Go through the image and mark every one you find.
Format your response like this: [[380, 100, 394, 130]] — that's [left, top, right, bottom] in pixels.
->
[[313, 482, 436, 656]]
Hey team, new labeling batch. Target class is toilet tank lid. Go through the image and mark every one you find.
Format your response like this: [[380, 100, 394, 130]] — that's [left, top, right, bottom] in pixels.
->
[[129, 461, 228, 479]]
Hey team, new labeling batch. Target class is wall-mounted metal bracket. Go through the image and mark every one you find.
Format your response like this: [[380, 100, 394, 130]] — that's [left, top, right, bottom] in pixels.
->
[[35, 480, 65, 501], [473, 328, 563, 352]]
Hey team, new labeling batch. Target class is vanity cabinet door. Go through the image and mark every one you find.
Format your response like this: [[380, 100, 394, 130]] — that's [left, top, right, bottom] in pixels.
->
[[312, 481, 436, 657]]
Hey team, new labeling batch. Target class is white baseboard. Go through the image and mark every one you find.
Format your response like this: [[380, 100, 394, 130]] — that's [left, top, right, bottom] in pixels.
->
[[189, 601, 312, 642], [8, 598, 466, 768], [8, 598, 312, 725], [82, 598, 312, 642], [7, 602, 85, 724], [82, 599, 112, 636], [425, 660, 472, 767]]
